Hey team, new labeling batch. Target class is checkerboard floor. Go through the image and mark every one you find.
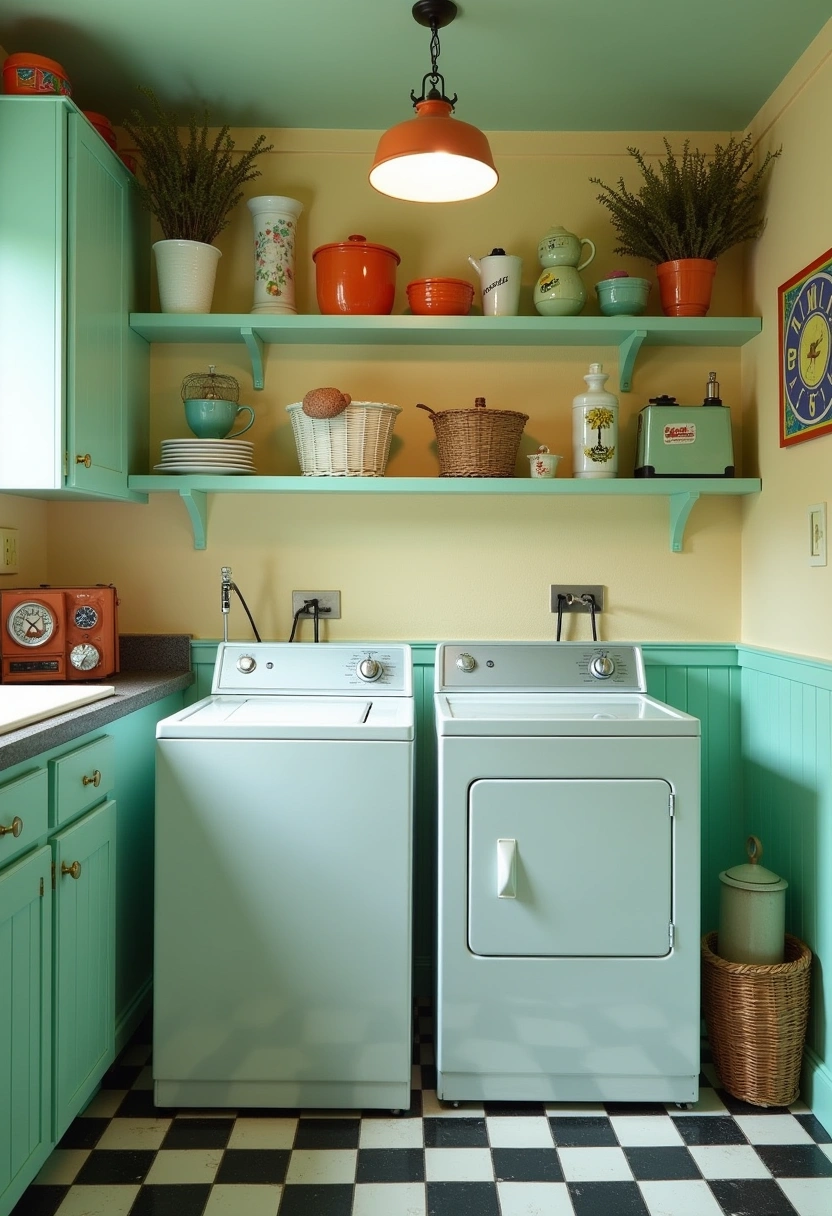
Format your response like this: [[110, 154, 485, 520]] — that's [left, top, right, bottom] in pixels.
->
[[13, 1004, 832, 1216]]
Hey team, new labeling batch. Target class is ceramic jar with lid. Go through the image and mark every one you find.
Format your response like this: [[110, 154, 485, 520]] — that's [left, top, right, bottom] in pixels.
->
[[572, 362, 618, 478], [718, 836, 788, 965], [312, 234, 400, 315], [534, 226, 597, 317]]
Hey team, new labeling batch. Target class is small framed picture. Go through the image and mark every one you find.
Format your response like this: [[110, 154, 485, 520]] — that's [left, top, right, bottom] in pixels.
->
[[779, 248, 832, 446]]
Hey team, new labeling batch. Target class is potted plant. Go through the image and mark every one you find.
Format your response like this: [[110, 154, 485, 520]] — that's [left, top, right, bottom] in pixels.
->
[[591, 136, 780, 317], [123, 88, 273, 313]]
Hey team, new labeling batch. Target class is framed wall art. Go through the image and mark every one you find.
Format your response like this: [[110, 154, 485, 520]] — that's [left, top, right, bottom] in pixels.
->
[[779, 247, 832, 446]]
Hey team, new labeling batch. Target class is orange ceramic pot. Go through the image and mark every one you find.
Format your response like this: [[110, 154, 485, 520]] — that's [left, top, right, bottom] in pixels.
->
[[312, 234, 400, 315], [3, 52, 71, 95], [83, 110, 118, 150], [657, 258, 717, 317], [407, 277, 475, 316]]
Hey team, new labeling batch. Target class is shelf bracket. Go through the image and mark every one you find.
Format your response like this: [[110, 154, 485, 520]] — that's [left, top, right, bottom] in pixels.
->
[[669, 491, 700, 553], [179, 489, 208, 550], [618, 329, 647, 393], [240, 327, 265, 390]]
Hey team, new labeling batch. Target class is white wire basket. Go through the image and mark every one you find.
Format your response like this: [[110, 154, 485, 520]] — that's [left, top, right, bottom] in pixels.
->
[[286, 401, 402, 476]]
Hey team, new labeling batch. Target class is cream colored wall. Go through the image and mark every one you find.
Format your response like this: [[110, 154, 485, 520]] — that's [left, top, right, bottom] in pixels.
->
[[742, 20, 832, 657], [47, 129, 746, 640], [0, 494, 49, 586]]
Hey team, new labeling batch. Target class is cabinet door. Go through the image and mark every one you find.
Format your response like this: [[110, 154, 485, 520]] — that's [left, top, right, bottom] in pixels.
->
[[0, 847, 52, 1212], [53, 800, 116, 1138]]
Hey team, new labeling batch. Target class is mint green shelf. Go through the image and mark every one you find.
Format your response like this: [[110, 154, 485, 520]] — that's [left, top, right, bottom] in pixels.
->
[[127, 474, 762, 553], [128, 314, 762, 393]]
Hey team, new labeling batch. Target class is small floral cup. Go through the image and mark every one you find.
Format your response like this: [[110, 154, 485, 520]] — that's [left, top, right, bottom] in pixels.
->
[[528, 445, 562, 478]]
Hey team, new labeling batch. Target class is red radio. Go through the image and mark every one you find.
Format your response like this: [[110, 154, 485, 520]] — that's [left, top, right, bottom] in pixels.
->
[[0, 586, 119, 682]]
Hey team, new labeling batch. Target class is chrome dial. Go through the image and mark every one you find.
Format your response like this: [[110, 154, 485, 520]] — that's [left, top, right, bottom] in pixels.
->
[[237, 655, 257, 674], [70, 642, 100, 671], [589, 654, 616, 679], [456, 653, 476, 673], [7, 601, 55, 647], [357, 657, 382, 682]]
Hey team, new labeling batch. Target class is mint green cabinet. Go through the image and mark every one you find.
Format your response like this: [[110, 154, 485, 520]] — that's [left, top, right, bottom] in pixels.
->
[[0, 847, 52, 1214], [53, 801, 116, 1139], [0, 97, 149, 499]]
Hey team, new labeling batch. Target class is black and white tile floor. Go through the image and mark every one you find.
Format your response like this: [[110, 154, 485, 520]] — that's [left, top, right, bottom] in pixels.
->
[[13, 1004, 832, 1216]]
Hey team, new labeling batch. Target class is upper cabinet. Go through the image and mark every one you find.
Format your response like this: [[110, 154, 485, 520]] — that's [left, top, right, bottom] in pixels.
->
[[0, 98, 149, 501]]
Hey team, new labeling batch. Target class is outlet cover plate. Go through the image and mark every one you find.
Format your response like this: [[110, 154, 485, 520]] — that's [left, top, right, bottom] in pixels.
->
[[809, 503, 827, 566], [292, 591, 341, 619], [0, 527, 19, 575], [550, 585, 605, 613]]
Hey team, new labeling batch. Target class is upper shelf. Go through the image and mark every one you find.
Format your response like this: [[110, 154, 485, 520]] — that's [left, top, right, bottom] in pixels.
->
[[128, 314, 763, 392]]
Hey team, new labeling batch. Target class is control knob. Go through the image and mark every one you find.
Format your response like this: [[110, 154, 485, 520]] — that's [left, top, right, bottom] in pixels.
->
[[357, 657, 383, 682], [237, 655, 257, 674], [456, 653, 476, 673], [589, 654, 616, 680]]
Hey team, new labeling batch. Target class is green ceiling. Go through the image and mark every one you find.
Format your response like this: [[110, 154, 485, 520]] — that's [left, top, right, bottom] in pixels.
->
[[1, 0, 829, 131]]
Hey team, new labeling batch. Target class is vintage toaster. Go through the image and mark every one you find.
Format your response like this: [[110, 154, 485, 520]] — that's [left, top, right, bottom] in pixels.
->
[[0, 585, 119, 682], [634, 374, 735, 478]]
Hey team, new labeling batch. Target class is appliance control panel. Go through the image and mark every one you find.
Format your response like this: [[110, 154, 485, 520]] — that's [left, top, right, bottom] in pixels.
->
[[437, 642, 645, 693], [213, 643, 412, 696]]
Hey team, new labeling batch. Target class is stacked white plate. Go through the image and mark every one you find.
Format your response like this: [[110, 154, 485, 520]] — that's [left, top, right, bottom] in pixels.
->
[[154, 439, 256, 475]]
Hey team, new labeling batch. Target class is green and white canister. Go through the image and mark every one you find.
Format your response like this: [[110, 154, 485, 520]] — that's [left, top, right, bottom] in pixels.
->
[[572, 362, 618, 478], [248, 195, 304, 315]]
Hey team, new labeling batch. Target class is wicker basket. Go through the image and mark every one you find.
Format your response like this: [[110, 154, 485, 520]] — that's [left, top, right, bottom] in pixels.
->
[[418, 396, 528, 477], [286, 401, 401, 476], [701, 931, 812, 1107]]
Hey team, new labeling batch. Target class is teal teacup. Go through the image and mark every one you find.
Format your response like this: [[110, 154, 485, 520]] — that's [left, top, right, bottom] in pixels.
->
[[185, 398, 255, 439]]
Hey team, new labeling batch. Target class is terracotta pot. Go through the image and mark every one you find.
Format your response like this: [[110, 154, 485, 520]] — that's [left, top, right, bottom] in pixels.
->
[[312, 234, 400, 315], [657, 258, 717, 318]]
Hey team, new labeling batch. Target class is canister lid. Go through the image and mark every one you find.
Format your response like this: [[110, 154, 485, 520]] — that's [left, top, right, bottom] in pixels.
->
[[720, 836, 788, 891], [312, 234, 401, 264]]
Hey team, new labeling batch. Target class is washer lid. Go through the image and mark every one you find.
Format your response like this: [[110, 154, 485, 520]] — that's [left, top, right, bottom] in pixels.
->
[[157, 694, 414, 740], [436, 692, 699, 736]]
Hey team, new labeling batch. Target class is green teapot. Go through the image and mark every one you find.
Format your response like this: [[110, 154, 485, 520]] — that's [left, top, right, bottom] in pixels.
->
[[534, 225, 597, 316]]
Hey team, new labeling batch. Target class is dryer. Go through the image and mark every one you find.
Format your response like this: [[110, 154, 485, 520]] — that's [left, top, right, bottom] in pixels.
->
[[434, 641, 700, 1104]]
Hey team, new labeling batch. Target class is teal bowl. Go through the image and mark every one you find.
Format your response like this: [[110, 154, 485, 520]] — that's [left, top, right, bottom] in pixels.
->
[[595, 277, 651, 316]]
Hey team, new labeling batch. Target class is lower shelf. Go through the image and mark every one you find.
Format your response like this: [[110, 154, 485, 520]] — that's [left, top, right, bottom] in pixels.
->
[[126, 475, 762, 552]]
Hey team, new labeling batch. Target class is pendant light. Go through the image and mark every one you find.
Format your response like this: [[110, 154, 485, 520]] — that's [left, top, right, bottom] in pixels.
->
[[369, 0, 498, 203]]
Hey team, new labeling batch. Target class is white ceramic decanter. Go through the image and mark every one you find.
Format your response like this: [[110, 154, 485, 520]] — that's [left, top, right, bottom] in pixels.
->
[[572, 362, 619, 478]]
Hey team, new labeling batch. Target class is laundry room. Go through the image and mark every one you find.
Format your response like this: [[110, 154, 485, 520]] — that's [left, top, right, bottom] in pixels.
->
[[1, 3, 832, 1215]]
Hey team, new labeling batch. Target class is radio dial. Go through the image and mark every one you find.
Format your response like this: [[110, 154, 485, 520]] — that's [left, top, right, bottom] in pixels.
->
[[237, 655, 257, 674], [70, 642, 101, 672], [589, 654, 616, 680], [456, 653, 476, 673], [357, 657, 382, 682]]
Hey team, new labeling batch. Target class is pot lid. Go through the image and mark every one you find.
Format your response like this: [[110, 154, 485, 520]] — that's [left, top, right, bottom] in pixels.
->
[[720, 836, 788, 891], [312, 234, 400, 264]]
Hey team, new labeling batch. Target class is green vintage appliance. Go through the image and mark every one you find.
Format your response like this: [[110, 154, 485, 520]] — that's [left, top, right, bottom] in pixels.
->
[[634, 372, 735, 478]]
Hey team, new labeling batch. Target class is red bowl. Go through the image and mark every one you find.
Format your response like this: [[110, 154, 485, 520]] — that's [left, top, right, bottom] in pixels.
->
[[3, 52, 71, 96], [83, 110, 118, 150], [407, 277, 474, 316]]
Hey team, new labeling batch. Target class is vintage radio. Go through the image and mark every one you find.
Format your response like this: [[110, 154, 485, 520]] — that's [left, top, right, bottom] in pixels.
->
[[0, 586, 119, 683]]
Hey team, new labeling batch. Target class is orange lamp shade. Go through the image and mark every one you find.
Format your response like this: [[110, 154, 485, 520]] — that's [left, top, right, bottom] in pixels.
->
[[369, 98, 498, 203]]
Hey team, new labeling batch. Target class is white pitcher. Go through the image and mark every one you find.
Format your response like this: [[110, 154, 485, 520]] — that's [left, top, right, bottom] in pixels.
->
[[468, 248, 522, 316]]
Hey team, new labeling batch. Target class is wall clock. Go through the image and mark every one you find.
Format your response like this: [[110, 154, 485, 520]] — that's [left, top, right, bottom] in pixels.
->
[[779, 247, 832, 447]]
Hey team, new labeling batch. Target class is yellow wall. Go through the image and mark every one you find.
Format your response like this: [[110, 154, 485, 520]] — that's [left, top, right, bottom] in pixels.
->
[[47, 130, 747, 641], [0, 494, 48, 587], [742, 21, 832, 657]]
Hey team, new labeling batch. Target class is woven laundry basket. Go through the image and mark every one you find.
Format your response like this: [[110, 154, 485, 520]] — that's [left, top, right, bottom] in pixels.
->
[[701, 931, 812, 1107], [286, 401, 401, 476], [418, 396, 528, 477]]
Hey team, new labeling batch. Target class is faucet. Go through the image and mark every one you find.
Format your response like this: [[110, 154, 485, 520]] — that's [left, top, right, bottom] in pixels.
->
[[220, 566, 261, 643]]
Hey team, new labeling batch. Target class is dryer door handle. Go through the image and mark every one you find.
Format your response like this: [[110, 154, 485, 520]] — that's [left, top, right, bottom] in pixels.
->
[[496, 838, 517, 899]]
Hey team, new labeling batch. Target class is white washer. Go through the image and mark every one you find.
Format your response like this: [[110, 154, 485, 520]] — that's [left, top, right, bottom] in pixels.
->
[[153, 642, 414, 1110], [435, 641, 700, 1104]]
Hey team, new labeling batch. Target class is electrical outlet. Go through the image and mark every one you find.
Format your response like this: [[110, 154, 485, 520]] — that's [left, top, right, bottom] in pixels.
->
[[809, 503, 827, 566], [550, 585, 605, 613], [0, 528, 19, 575], [291, 591, 341, 619]]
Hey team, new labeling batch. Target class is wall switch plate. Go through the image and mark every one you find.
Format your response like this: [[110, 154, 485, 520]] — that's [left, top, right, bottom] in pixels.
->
[[809, 503, 827, 566], [291, 591, 341, 619], [0, 528, 19, 575], [550, 585, 605, 613]]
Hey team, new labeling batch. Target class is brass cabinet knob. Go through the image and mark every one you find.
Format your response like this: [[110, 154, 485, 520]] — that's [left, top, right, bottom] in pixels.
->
[[76, 454, 92, 468], [82, 769, 101, 788], [61, 860, 82, 880], [0, 816, 23, 838]]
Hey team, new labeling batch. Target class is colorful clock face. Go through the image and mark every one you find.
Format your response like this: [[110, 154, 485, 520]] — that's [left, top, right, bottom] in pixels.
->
[[780, 252, 832, 446], [7, 601, 56, 647], [74, 605, 98, 630]]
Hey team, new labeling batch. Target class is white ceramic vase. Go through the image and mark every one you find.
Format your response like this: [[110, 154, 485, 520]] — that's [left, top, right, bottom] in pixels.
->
[[248, 195, 304, 314], [153, 239, 221, 313], [572, 362, 619, 479]]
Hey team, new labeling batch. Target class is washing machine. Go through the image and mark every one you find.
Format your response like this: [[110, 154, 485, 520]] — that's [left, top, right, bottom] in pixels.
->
[[153, 642, 414, 1110], [434, 641, 700, 1104]]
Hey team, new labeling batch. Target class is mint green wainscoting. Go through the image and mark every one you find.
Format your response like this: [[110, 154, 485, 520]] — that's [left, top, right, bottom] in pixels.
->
[[737, 647, 832, 1137], [0, 847, 52, 1215]]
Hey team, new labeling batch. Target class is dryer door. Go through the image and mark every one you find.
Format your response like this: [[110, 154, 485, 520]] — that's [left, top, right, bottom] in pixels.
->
[[468, 778, 672, 957]]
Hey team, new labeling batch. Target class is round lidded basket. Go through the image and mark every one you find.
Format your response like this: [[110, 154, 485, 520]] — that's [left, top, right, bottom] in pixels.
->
[[286, 401, 401, 476], [418, 396, 529, 477], [181, 365, 239, 403], [701, 931, 812, 1107]]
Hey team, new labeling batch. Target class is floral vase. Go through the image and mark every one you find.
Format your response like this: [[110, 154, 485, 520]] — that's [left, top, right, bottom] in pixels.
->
[[247, 196, 304, 314], [572, 362, 619, 479]]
